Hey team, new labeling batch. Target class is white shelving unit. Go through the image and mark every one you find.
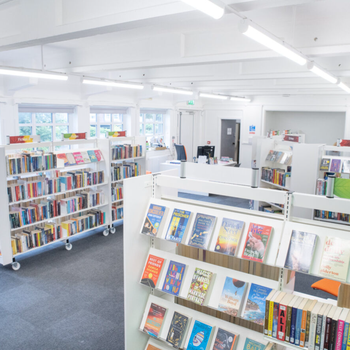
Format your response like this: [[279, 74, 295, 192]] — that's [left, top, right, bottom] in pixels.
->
[[124, 172, 350, 350], [0, 138, 112, 270]]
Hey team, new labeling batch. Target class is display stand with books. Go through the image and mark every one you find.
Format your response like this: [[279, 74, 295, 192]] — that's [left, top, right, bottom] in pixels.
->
[[108, 136, 146, 233], [0, 138, 112, 270], [124, 172, 350, 350]]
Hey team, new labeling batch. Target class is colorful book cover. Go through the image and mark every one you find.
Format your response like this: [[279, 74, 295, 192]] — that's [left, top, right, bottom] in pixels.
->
[[241, 223, 272, 263], [80, 151, 91, 163], [188, 213, 216, 249], [72, 152, 84, 164], [94, 150, 104, 161], [243, 283, 273, 325], [56, 153, 69, 167], [162, 260, 186, 296], [320, 158, 331, 171], [66, 153, 76, 165], [242, 338, 265, 350], [284, 230, 317, 273], [319, 237, 350, 282], [214, 218, 245, 256], [87, 150, 98, 162], [146, 345, 162, 350], [187, 320, 212, 350], [143, 303, 167, 338], [166, 311, 189, 348], [141, 204, 166, 237], [140, 254, 165, 288], [187, 268, 213, 306], [165, 209, 191, 243], [213, 328, 238, 350], [218, 277, 247, 317], [330, 159, 342, 173]]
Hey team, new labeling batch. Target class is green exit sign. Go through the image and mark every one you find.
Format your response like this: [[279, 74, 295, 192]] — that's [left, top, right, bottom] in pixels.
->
[[187, 100, 195, 105]]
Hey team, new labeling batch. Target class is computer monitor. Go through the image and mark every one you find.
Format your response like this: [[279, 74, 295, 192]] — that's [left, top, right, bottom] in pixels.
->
[[197, 146, 215, 159]]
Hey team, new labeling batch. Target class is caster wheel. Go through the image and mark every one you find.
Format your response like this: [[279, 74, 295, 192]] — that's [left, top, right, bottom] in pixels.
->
[[110, 227, 116, 234], [65, 243, 73, 251], [12, 262, 20, 271], [103, 229, 109, 237]]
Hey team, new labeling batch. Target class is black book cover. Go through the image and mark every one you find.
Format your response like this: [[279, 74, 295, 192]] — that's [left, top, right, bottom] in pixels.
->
[[166, 312, 189, 348], [329, 319, 337, 350]]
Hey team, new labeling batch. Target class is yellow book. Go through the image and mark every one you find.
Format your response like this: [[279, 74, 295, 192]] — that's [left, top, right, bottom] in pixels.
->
[[11, 238, 17, 255], [268, 291, 281, 336]]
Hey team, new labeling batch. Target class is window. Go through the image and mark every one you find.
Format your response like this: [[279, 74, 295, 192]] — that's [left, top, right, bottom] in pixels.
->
[[18, 113, 69, 142], [90, 113, 124, 138], [140, 112, 164, 144]]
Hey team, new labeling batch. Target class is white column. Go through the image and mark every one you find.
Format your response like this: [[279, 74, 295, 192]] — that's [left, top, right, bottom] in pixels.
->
[[74, 104, 90, 135]]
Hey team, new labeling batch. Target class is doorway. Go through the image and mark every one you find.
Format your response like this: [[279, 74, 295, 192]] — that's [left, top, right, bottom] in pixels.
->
[[179, 111, 194, 161], [220, 119, 240, 163]]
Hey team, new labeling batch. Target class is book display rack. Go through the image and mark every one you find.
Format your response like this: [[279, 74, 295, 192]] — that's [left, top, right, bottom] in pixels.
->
[[124, 172, 350, 350]]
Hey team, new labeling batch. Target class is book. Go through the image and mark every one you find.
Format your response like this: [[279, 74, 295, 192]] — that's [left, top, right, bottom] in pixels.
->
[[342, 160, 350, 174], [94, 150, 103, 161], [145, 345, 162, 350], [295, 297, 308, 345], [320, 158, 331, 171], [321, 304, 333, 350], [162, 260, 186, 296], [187, 268, 213, 306], [187, 320, 213, 350], [319, 237, 350, 282], [66, 153, 76, 165], [73, 152, 84, 164], [336, 310, 349, 350], [325, 306, 338, 350], [309, 302, 324, 350], [143, 303, 167, 338], [141, 204, 166, 237], [272, 292, 286, 338], [214, 218, 245, 256], [284, 230, 317, 273], [80, 151, 91, 163], [290, 297, 303, 344], [213, 328, 238, 350], [305, 300, 318, 347], [218, 277, 247, 317], [268, 291, 281, 337], [298, 297, 310, 346], [56, 153, 69, 167], [243, 283, 273, 326], [315, 304, 329, 350], [287, 296, 303, 343], [330, 308, 343, 350], [264, 290, 278, 335], [140, 254, 165, 288], [241, 223, 272, 263], [243, 338, 265, 350], [277, 293, 295, 341], [87, 150, 98, 162], [344, 312, 350, 350], [330, 159, 342, 173], [165, 209, 191, 243], [188, 213, 216, 249], [166, 311, 190, 348]]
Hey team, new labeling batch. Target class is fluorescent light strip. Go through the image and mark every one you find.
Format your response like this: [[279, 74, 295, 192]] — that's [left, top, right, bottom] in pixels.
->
[[338, 82, 350, 94], [181, 0, 225, 20], [0, 67, 68, 81], [152, 85, 193, 96], [230, 96, 251, 102], [307, 62, 338, 84], [83, 78, 144, 90], [239, 19, 307, 66], [199, 92, 228, 100]]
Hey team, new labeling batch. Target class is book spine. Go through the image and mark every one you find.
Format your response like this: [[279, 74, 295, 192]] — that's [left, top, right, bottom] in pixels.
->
[[336, 321, 345, 350], [264, 298, 270, 335], [347, 324, 350, 350], [315, 314, 324, 350], [295, 308, 303, 346], [301, 310, 308, 347], [272, 302, 279, 338], [330, 320, 338, 350], [290, 306, 298, 344], [325, 317, 333, 350], [285, 305, 293, 342], [277, 304, 287, 341], [341, 323, 349, 350], [321, 314, 328, 350], [306, 311, 312, 348], [309, 313, 318, 350]]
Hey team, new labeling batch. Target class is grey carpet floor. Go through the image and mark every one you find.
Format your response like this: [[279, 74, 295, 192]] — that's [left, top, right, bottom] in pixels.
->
[[0, 224, 124, 350]]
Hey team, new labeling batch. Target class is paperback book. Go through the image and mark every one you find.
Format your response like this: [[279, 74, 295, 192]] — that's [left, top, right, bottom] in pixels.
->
[[140, 254, 165, 288], [319, 237, 350, 281], [187, 268, 213, 305], [188, 213, 216, 249], [141, 204, 166, 237], [165, 208, 191, 243], [214, 218, 245, 256], [213, 328, 238, 350], [242, 338, 266, 350], [143, 303, 167, 338], [73, 152, 84, 164], [330, 159, 342, 173], [162, 260, 186, 296], [342, 160, 350, 174], [87, 150, 98, 162], [218, 277, 247, 317], [145, 345, 161, 350], [284, 230, 317, 273], [166, 311, 190, 348], [243, 283, 273, 325], [187, 320, 213, 350], [320, 158, 331, 171], [241, 223, 272, 263]]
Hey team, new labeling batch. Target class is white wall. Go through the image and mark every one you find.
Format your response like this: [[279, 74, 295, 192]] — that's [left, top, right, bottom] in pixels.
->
[[265, 111, 346, 145]]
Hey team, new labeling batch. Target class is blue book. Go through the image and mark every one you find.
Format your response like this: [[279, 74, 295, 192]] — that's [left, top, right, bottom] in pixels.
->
[[242, 283, 273, 326], [162, 260, 186, 296], [141, 204, 166, 237], [290, 305, 298, 343], [295, 307, 303, 345], [188, 213, 216, 249], [342, 322, 349, 350], [243, 338, 265, 350], [165, 209, 191, 243], [88, 150, 98, 162], [187, 320, 212, 350]]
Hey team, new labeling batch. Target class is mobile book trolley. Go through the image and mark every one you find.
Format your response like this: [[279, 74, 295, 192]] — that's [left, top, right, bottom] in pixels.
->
[[123, 170, 350, 350]]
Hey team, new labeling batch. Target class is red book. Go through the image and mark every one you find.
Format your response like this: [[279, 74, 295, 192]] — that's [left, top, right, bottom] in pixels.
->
[[73, 152, 84, 165], [140, 254, 165, 289], [277, 294, 294, 341], [94, 150, 104, 162]]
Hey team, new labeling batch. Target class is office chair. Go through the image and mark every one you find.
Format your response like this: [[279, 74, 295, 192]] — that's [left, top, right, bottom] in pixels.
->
[[174, 144, 187, 161]]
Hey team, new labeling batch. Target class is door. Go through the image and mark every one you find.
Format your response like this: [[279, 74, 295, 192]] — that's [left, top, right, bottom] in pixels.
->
[[221, 119, 240, 162], [180, 112, 194, 161]]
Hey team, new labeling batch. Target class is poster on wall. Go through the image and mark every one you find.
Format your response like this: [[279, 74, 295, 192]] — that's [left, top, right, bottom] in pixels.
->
[[249, 125, 256, 135]]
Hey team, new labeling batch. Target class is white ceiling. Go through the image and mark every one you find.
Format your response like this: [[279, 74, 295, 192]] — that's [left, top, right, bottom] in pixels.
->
[[0, 0, 349, 97]]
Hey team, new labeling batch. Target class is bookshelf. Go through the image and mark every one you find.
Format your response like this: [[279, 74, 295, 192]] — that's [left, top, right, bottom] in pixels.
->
[[107, 136, 146, 233], [0, 138, 112, 270], [124, 172, 350, 350]]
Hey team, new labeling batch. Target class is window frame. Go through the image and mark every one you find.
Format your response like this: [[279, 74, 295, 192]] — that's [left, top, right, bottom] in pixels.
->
[[89, 111, 125, 138], [139, 111, 165, 143]]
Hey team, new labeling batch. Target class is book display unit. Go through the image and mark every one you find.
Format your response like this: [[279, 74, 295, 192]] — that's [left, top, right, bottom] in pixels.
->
[[124, 172, 350, 350], [108, 136, 146, 233], [0, 138, 113, 270]]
